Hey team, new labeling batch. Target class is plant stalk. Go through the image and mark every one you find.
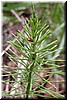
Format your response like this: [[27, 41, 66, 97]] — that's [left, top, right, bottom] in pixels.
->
[[26, 61, 34, 98], [26, 41, 36, 98]]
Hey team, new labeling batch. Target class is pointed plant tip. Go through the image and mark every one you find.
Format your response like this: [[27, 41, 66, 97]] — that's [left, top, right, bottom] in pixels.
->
[[59, 47, 63, 50], [17, 30, 22, 33], [18, 30, 20, 32], [49, 30, 51, 33], [55, 39, 58, 42], [49, 34, 52, 37], [7, 41, 10, 43], [11, 33, 14, 36], [26, 18, 29, 22]]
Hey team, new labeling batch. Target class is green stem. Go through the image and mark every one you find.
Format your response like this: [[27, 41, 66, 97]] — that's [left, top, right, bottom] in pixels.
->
[[26, 61, 34, 98], [26, 43, 36, 99], [26, 8, 36, 97]]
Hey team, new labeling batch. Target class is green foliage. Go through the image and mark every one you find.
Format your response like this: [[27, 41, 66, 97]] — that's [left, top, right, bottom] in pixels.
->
[[2, 6, 65, 99], [3, 2, 32, 24], [36, 3, 65, 60], [3, 2, 32, 11]]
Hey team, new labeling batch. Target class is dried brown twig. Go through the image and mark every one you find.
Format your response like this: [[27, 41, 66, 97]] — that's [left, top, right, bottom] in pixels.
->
[[11, 9, 25, 26]]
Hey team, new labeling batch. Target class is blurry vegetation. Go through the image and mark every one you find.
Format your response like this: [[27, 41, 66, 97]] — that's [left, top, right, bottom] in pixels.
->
[[2, 2, 65, 57], [3, 2, 31, 24], [2, 2, 65, 99]]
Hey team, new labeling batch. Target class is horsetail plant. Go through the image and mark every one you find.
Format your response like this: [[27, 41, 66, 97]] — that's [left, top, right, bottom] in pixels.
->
[[2, 6, 65, 99]]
